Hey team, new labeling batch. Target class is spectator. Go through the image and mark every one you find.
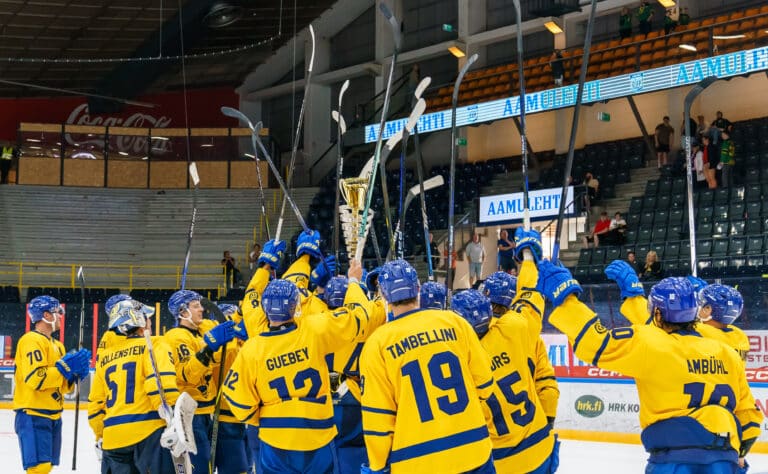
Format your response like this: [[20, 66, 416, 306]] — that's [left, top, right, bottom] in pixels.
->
[[247, 243, 262, 271], [626, 251, 641, 275], [636, 1, 654, 35], [221, 250, 243, 289], [424, 232, 440, 269], [701, 135, 718, 189], [0, 144, 12, 184], [663, 9, 677, 35], [711, 111, 733, 144], [619, 7, 633, 39], [691, 143, 707, 190], [696, 114, 708, 142], [464, 233, 486, 287], [719, 130, 735, 188], [497, 229, 515, 272], [679, 7, 690, 26], [640, 250, 663, 280], [443, 246, 458, 289], [584, 171, 599, 208], [549, 50, 564, 86], [654, 115, 674, 168], [602, 212, 627, 246], [582, 212, 611, 248]]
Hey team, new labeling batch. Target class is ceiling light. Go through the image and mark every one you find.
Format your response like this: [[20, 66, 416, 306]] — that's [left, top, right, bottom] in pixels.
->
[[118, 151, 129, 156], [26, 138, 41, 142], [658, 0, 676, 7], [448, 46, 465, 58], [141, 156, 149, 160], [28, 146, 41, 150], [679, 44, 697, 52], [713, 34, 746, 40], [544, 21, 563, 34], [150, 136, 169, 141], [201, 143, 214, 148], [203, 2, 243, 29], [244, 153, 255, 158]]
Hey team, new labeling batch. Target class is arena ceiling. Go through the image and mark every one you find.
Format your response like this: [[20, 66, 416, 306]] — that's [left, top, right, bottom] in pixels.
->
[[0, 0, 335, 104]]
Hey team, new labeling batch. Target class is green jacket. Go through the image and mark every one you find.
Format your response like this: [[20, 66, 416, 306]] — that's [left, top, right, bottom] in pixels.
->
[[720, 139, 735, 165]]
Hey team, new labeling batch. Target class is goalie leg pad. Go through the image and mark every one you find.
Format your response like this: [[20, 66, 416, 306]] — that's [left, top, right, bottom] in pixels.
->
[[215, 422, 249, 474], [258, 439, 339, 474]]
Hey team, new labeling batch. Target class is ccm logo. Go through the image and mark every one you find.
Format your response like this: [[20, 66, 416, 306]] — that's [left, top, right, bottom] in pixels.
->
[[587, 368, 623, 377], [746, 369, 768, 381]]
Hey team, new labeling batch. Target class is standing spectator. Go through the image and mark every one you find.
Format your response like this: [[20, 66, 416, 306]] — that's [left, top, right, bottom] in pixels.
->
[[701, 135, 718, 189], [655, 116, 674, 168], [663, 9, 677, 35], [584, 171, 600, 208], [719, 131, 735, 188], [465, 233, 486, 287], [636, 1, 654, 35], [0, 144, 12, 184], [626, 251, 641, 275], [582, 212, 611, 248], [619, 7, 633, 39], [692, 143, 707, 190], [640, 250, 663, 280], [222, 250, 242, 289], [247, 243, 261, 272], [497, 229, 516, 272], [710, 111, 733, 145], [549, 50, 564, 86], [424, 232, 440, 269], [679, 7, 690, 26], [696, 114, 708, 142]]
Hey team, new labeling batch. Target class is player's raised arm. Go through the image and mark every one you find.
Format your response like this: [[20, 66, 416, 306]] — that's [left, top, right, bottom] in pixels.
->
[[605, 259, 650, 325]]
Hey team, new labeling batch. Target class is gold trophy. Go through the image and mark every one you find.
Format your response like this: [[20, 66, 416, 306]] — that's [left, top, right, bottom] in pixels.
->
[[339, 177, 374, 260]]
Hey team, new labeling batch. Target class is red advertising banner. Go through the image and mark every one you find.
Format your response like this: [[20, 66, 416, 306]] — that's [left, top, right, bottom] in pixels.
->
[[0, 87, 239, 140]]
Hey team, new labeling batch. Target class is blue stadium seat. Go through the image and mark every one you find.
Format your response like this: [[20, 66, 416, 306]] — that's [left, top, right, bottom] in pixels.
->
[[711, 238, 729, 256]]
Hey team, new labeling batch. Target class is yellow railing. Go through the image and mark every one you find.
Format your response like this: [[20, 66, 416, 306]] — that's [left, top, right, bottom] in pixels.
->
[[0, 261, 226, 291]]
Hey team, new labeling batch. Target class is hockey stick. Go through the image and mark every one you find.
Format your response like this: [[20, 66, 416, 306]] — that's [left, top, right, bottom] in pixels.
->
[[202, 300, 229, 472], [332, 80, 351, 271], [394, 175, 445, 259], [180, 163, 201, 290], [552, 0, 598, 262], [684, 76, 717, 276], [374, 2, 402, 259], [511, 0, 531, 230], [276, 25, 316, 243], [71, 266, 85, 470], [446, 53, 479, 297]]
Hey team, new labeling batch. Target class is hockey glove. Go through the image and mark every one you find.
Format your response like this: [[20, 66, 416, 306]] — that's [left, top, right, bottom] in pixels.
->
[[604, 260, 644, 299], [258, 239, 287, 268], [296, 229, 323, 260], [537, 260, 582, 308], [361, 464, 391, 474], [95, 439, 103, 463], [233, 319, 248, 341], [203, 320, 236, 352], [56, 349, 91, 383], [310, 255, 337, 288], [514, 227, 543, 262]]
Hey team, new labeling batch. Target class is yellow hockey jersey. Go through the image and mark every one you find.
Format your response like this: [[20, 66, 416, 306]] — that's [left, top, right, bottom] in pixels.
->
[[88, 335, 179, 450], [222, 281, 372, 451], [481, 314, 556, 473], [96, 330, 125, 363], [13, 331, 73, 420], [163, 325, 217, 414], [359, 308, 494, 473], [551, 295, 763, 457]]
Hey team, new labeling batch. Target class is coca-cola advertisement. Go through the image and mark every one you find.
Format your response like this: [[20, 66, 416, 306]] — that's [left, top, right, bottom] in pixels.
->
[[0, 87, 239, 141]]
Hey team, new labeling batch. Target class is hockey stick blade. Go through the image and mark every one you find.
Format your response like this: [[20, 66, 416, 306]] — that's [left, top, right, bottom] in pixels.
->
[[221, 107, 256, 132], [414, 76, 431, 100], [379, 2, 402, 50], [406, 99, 426, 133], [358, 130, 403, 179], [331, 111, 347, 135], [189, 162, 200, 187]]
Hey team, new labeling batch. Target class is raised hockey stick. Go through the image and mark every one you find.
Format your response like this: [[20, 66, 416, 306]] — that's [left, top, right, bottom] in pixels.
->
[[394, 175, 445, 259], [684, 76, 717, 276], [446, 53, 479, 297], [202, 300, 229, 472], [71, 266, 85, 470], [511, 0, 531, 230], [332, 79, 351, 271], [276, 24, 316, 243], [374, 2, 402, 259], [180, 163, 200, 290], [552, 0, 598, 262]]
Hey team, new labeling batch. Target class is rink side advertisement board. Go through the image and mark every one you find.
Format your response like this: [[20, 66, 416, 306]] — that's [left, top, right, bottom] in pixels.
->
[[477, 186, 575, 226]]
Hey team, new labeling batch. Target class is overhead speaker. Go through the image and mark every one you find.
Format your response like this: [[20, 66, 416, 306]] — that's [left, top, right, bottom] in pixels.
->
[[203, 2, 243, 29]]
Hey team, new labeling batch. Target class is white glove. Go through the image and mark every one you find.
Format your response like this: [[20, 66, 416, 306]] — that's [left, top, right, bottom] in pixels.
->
[[161, 425, 184, 458], [95, 439, 103, 463], [717, 162, 723, 170]]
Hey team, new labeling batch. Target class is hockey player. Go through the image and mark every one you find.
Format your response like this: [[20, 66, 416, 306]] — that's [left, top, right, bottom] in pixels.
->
[[539, 264, 763, 471], [697, 284, 749, 363], [14, 295, 91, 474], [95, 294, 132, 362], [88, 299, 179, 473], [221, 259, 369, 473], [452, 289, 559, 473], [359, 259, 496, 474], [419, 280, 447, 309], [164, 289, 237, 472]]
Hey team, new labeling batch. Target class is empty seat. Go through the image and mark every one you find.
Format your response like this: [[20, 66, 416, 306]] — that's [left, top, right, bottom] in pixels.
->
[[730, 237, 747, 255], [664, 241, 680, 260], [578, 248, 593, 266], [712, 219, 730, 237], [729, 220, 745, 236], [697, 239, 713, 257], [712, 238, 729, 256], [592, 248, 607, 265]]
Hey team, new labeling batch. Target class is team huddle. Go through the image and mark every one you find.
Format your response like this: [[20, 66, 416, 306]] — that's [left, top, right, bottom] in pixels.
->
[[11, 228, 764, 473]]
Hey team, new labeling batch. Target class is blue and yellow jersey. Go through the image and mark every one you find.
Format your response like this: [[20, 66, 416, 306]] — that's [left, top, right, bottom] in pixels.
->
[[551, 295, 763, 459], [359, 308, 494, 473], [212, 337, 242, 424], [96, 330, 125, 363], [163, 326, 216, 414], [221, 281, 373, 451], [87, 335, 178, 450], [13, 331, 73, 420], [480, 314, 556, 473]]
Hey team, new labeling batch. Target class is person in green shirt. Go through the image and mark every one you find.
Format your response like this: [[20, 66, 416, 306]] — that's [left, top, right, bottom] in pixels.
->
[[619, 7, 632, 39], [679, 7, 690, 26], [664, 9, 677, 35], [637, 1, 654, 35], [719, 131, 735, 187]]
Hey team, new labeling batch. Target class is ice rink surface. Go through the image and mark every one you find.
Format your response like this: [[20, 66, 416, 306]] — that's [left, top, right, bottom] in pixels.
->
[[3, 410, 768, 473]]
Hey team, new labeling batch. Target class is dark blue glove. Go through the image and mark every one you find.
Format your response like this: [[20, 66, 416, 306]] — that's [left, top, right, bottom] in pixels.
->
[[203, 320, 236, 351], [258, 240, 286, 268], [56, 349, 91, 383], [310, 255, 337, 288], [604, 260, 644, 298], [233, 319, 248, 341], [537, 260, 582, 308], [514, 227, 543, 262], [360, 464, 391, 474], [297, 229, 323, 260], [686, 275, 707, 294]]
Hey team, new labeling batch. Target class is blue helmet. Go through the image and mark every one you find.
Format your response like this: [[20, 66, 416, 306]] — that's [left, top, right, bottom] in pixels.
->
[[325, 276, 349, 309], [698, 284, 743, 325], [648, 277, 698, 324], [28, 295, 62, 323], [420, 281, 447, 310], [105, 294, 132, 316], [366, 266, 382, 294], [262, 280, 300, 323], [217, 304, 239, 321], [482, 271, 517, 308], [168, 290, 203, 318], [451, 289, 492, 338], [378, 260, 420, 304], [109, 299, 153, 335]]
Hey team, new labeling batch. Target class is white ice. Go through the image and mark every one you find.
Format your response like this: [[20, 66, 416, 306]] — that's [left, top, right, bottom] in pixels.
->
[[3, 410, 768, 473]]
